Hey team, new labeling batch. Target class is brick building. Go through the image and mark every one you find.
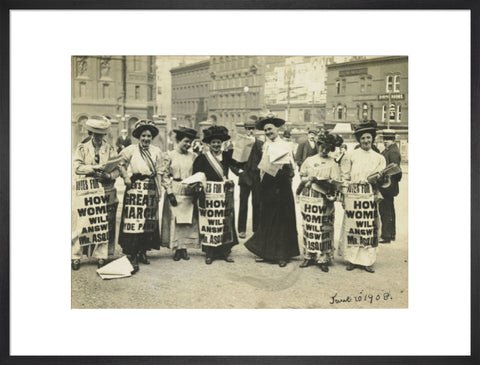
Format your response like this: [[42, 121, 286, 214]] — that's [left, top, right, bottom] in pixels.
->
[[71, 56, 162, 149], [170, 59, 210, 131], [325, 56, 408, 158]]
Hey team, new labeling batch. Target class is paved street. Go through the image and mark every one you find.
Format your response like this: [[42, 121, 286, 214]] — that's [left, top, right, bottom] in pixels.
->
[[72, 165, 408, 309]]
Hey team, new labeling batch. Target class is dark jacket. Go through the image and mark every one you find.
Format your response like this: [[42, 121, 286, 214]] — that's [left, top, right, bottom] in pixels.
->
[[380, 143, 402, 197], [116, 136, 132, 153], [295, 139, 317, 167], [238, 139, 264, 186]]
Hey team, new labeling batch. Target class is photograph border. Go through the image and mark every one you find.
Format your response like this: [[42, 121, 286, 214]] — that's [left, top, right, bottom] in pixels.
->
[[2, 1, 479, 364]]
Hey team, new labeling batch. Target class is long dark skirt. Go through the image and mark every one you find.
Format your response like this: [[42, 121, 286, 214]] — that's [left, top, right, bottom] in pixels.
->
[[118, 177, 161, 256], [244, 172, 300, 261]]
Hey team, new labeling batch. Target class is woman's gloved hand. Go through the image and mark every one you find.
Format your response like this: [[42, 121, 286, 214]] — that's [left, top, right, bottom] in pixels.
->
[[168, 193, 178, 207], [124, 176, 132, 189]]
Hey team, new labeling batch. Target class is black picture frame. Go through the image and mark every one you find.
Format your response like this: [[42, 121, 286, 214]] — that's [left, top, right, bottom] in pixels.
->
[[1, 1, 478, 364]]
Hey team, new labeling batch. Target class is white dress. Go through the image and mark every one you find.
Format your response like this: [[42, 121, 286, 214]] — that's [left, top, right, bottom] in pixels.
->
[[338, 148, 386, 266]]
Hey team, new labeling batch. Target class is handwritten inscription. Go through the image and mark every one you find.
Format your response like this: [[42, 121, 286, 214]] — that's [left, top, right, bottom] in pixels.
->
[[329, 290, 393, 305]]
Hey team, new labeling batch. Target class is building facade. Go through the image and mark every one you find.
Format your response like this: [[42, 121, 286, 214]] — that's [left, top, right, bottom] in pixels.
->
[[170, 59, 210, 131], [325, 56, 408, 131], [72, 56, 161, 148], [208, 56, 285, 134], [325, 56, 408, 159], [156, 56, 210, 131]]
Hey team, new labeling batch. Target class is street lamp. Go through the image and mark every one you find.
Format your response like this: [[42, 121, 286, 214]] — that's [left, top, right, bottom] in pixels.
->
[[243, 86, 249, 120]]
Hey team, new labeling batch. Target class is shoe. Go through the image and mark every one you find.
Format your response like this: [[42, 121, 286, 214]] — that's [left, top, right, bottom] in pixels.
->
[[224, 256, 234, 263], [131, 265, 139, 274], [364, 265, 375, 273], [319, 263, 329, 272], [379, 239, 391, 244], [346, 262, 355, 271], [205, 257, 213, 265], [181, 249, 190, 261], [278, 260, 287, 267], [299, 259, 310, 268], [71, 259, 80, 271], [138, 252, 150, 264], [173, 250, 182, 261], [238, 232, 246, 239], [255, 257, 265, 263], [97, 259, 106, 268]]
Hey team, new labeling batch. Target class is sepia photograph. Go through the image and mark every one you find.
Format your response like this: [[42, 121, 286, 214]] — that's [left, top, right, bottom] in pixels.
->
[[71, 55, 408, 309]]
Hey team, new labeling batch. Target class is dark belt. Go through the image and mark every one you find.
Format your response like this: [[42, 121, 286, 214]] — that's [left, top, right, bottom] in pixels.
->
[[173, 178, 182, 182]]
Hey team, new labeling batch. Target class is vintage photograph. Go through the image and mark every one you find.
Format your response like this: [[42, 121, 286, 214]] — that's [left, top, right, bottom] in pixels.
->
[[71, 55, 408, 309]]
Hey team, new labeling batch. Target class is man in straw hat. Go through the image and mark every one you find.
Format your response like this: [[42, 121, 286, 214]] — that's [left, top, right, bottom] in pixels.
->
[[237, 115, 264, 239], [378, 129, 402, 244], [72, 118, 122, 270]]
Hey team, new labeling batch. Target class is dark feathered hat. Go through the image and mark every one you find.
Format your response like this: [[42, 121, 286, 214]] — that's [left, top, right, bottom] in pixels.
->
[[255, 113, 286, 130], [173, 126, 198, 141], [202, 125, 231, 143]]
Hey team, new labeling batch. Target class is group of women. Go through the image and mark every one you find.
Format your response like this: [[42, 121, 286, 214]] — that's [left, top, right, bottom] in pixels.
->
[[72, 116, 387, 275]]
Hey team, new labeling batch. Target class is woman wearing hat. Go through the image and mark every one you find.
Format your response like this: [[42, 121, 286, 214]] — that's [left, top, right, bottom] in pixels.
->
[[297, 132, 343, 272], [244, 114, 300, 267], [192, 125, 240, 264], [161, 127, 201, 261], [338, 120, 386, 273], [117, 120, 170, 273], [72, 118, 122, 270]]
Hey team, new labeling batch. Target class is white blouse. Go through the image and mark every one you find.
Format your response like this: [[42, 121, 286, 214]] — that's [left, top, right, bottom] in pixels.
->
[[340, 148, 386, 183]]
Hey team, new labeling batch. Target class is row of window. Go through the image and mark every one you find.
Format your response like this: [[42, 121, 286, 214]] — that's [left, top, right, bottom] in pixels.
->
[[209, 93, 258, 109], [211, 75, 257, 90], [211, 56, 251, 71], [172, 68, 210, 83], [77, 82, 153, 101], [172, 84, 209, 99], [172, 100, 208, 114], [335, 74, 402, 95], [332, 103, 403, 122]]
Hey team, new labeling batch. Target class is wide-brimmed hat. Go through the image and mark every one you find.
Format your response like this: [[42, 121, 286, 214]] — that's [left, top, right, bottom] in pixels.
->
[[255, 113, 286, 130], [173, 127, 198, 141], [307, 127, 319, 135], [382, 129, 396, 141], [85, 118, 111, 135], [353, 120, 377, 141], [244, 115, 258, 129], [202, 125, 231, 143], [132, 119, 159, 139], [120, 129, 128, 134]]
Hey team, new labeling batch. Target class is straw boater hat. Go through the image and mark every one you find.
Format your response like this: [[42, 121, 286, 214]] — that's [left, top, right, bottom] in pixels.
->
[[132, 119, 159, 139], [202, 125, 231, 143], [244, 115, 258, 129], [353, 120, 377, 142], [173, 126, 198, 141], [85, 118, 111, 135], [382, 129, 396, 141], [255, 113, 286, 130]]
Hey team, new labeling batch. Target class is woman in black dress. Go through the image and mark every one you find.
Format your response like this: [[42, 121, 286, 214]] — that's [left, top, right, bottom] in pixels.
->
[[192, 126, 241, 264], [244, 115, 300, 267]]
